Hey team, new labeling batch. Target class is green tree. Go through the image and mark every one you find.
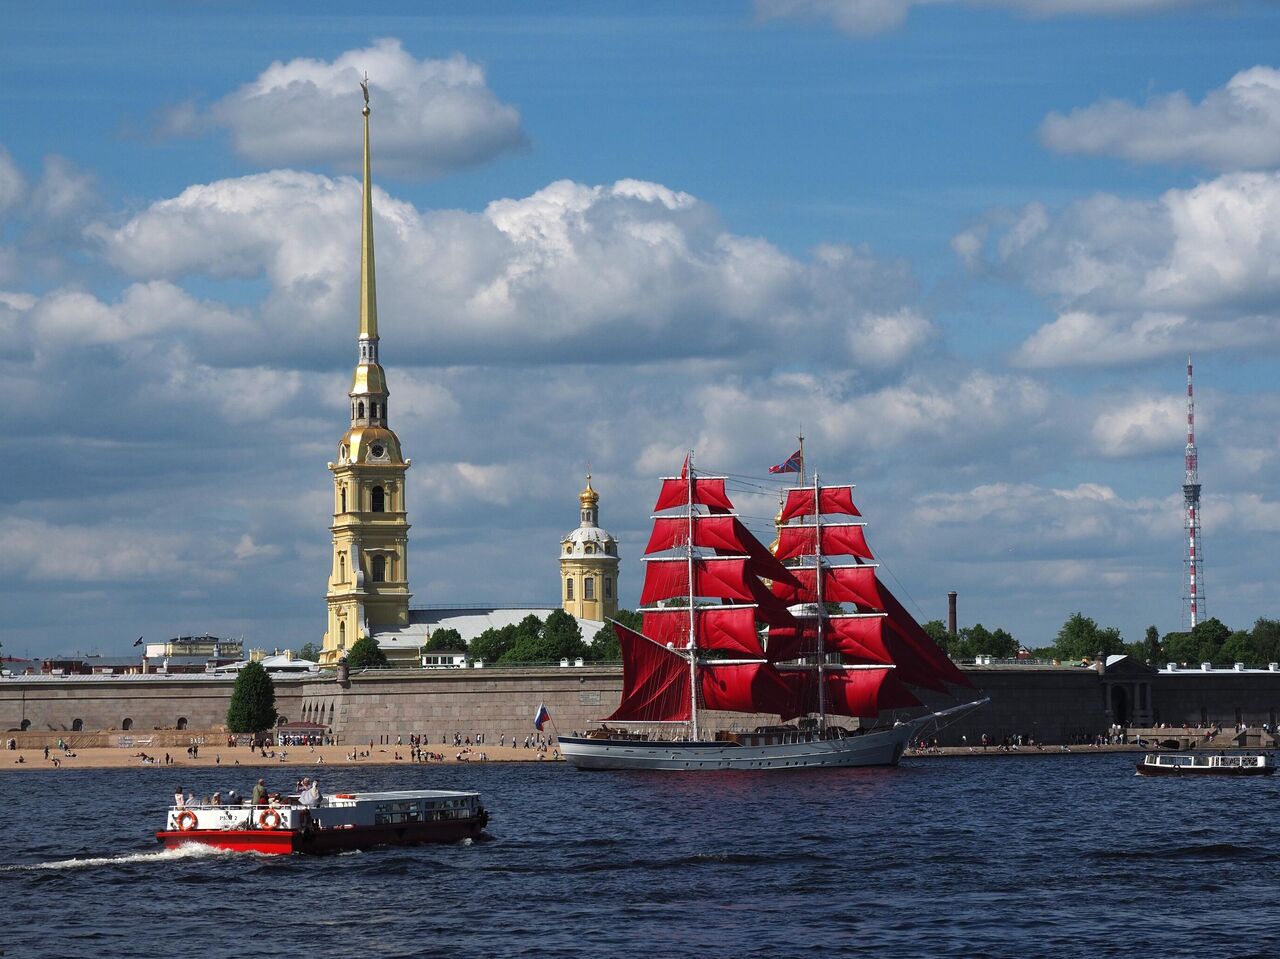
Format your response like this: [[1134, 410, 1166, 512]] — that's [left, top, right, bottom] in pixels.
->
[[1220, 630, 1254, 666], [1250, 618, 1280, 666], [1053, 612, 1125, 661], [470, 624, 518, 664], [226, 661, 278, 737], [422, 627, 464, 652], [587, 609, 640, 662], [1163, 617, 1230, 665], [345, 635, 388, 670], [959, 623, 1019, 658], [500, 611, 587, 664], [1142, 625, 1163, 664], [297, 642, 321, 662]]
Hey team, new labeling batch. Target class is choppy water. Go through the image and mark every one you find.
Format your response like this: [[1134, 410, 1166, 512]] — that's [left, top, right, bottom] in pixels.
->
[[2, 755, 1278, 958]]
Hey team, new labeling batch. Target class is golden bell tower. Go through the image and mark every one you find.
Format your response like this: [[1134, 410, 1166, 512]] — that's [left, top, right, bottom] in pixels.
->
[[321, 81, 412, 664], [560, 475, 620, 622]]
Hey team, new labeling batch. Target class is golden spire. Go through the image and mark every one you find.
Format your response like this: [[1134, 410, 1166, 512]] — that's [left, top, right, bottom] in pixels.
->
[[359, 74, 378, 341]]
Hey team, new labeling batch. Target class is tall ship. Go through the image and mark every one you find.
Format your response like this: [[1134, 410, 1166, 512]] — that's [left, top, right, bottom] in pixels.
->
[[559, 455, 986, 771]]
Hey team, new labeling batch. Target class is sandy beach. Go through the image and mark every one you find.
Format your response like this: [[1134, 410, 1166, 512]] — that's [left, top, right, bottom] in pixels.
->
[[1, 741, 559, 772]]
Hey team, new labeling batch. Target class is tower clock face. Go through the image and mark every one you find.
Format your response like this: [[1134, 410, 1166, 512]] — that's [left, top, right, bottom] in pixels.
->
[[370, 444, 385, 458]]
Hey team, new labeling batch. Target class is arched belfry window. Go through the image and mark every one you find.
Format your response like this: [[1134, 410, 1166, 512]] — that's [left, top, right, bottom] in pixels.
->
[[339, 621, 347, 648], [340, 486, 347, 513], [339, 553, 346, 582], [372, 555, 386, 582], [358, 401, 365, 419], [371, 486, 385, 512]]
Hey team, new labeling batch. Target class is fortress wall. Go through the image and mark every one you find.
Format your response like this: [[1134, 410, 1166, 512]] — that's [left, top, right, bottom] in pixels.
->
[[8, 665, 1280, 748], [1153, 672, 1280, 728], [937, 667, 1110, 746], [0, 677, 307, 738]]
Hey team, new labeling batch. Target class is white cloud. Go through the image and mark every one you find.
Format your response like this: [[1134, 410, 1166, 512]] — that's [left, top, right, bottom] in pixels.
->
[[1041, 66, 1280, 170], [164, 39, 525, 179], [755, 0, 1211, 36], [28, 281, 250, 351], [962, 173, 1280, 367], [88, 171, 936, 371], [1091, 394, 1186, 457]]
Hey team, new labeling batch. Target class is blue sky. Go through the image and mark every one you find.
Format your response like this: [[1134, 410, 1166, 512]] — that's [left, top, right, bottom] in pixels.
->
[[3, 0, 1280, 658]]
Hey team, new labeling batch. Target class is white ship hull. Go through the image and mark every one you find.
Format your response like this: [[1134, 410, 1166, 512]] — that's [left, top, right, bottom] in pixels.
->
[[561, 721, 916, 771], [560, 701, 986, 772]]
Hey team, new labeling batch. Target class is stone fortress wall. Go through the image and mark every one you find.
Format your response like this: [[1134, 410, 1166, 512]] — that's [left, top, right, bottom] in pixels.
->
[[6, 663, 1280, 746]]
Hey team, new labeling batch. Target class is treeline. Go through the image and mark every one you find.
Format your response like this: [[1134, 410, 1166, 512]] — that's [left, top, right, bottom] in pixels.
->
[[421, 609, 636, 665], [924, 611, 1280, 668]]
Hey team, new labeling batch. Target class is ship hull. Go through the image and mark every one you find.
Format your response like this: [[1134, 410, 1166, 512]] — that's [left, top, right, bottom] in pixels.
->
[[560, 722, 916, 771], [155, 815, 487, 854]]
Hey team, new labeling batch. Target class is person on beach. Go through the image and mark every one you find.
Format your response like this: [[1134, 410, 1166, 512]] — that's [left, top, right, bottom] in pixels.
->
[[252, 778, 267, 805]]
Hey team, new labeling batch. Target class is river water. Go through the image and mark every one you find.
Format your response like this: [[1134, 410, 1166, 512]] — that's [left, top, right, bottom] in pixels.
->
[[2, 754, 1276, 958]]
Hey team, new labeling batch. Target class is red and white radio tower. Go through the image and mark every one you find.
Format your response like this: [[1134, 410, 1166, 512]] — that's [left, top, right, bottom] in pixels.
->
[[1183, 355, 1204, 627]]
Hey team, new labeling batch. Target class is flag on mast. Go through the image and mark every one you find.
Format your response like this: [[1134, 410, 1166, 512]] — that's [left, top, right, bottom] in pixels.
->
[[769, 449, 803, 474], [533, 703, 551, 731], [133, 636, 144, 647]]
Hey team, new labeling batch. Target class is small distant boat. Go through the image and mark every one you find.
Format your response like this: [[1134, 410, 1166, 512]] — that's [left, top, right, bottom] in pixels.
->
[[1135, 753, 1275, 777], [155, 789, 489, 854]]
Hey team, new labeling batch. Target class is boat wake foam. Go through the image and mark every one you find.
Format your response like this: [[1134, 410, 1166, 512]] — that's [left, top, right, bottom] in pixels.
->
[[3, 842, 242, 872]]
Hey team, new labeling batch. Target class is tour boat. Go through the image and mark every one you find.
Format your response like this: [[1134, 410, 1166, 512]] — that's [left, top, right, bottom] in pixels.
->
[[1135, 753, 1276, 777], [155, 789, 489, 854], [560, 455, 987, 772]]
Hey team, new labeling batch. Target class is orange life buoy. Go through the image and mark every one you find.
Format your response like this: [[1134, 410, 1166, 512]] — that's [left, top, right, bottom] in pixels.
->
[[176, 810, 198, 831], [258, 808, 283, 830]]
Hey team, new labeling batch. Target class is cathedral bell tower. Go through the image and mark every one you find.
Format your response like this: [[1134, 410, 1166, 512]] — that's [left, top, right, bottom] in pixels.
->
[[560, 475, 620, 622], [321, 81, 412, 664]]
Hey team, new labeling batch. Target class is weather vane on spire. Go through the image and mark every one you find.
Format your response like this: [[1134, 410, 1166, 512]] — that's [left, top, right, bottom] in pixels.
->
[[360, 72, 370, 116]]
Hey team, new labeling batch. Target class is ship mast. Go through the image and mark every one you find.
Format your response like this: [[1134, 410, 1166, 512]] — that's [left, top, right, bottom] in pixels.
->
[[686, 451, 700, 741], [812, 470, 827, 732]]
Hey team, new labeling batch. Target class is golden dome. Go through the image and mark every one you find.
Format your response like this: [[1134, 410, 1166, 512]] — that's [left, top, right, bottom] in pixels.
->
[[579, 474, 599, 508], [338, 425, 403, 465], [350, 362, 388, 396]]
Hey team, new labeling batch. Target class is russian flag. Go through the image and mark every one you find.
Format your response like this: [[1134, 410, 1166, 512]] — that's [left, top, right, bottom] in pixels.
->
[[533, 703, 551, 731], [769, 449, 803, 474]]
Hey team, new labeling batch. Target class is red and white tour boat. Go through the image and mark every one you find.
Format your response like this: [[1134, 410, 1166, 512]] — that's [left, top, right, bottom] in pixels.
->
[[156, 789, 489, 854]]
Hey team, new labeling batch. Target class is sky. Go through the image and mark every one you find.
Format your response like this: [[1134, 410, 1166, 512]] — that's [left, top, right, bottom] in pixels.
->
[[3, 0, 1280, 659]]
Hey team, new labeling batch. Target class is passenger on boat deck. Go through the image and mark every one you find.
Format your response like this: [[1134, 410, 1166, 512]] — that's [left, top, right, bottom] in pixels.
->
[[210, 792, 222, 806], [252, 779, 267, 805], [186, 791, 196, 807], [174, 788, 185, 808], [299, 779, 320, 808]]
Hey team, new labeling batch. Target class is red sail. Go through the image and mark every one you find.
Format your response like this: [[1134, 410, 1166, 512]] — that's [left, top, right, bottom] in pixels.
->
[[824, 669, 923, 717], [700, 662, 796, 716], [775, 523, 873, 561], [641, 606, 765, 657], [780, 486, 861, 523], [879, 585, 973, 689], [602, 624, 692, 723], [654, 477, 734, 513], [769, 565, 882, 609], [640, 557, 755, 606], [778, 668, 922, 719], [766, 616, 891, 663], [645, 516, 801, 587]]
